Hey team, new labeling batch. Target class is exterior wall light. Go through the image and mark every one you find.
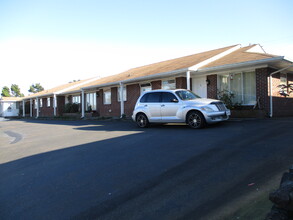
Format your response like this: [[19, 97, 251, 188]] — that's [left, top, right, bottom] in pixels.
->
[[206, 79, 210, 85]]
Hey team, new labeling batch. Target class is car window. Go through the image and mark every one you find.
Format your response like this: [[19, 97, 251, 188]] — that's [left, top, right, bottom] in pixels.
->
[[140, 92, 161, 103], [146, 92, 161, 102], [161, 92, 177, 102], [175, 90, 201, 100], [140, 94, 148, 103]]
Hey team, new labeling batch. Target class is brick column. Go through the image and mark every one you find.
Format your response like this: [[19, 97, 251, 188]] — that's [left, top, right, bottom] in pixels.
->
[[207, 74, 217, 99]]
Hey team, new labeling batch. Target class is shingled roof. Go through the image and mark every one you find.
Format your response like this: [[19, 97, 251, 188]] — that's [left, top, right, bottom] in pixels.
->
[[201, 45, 279, 69], [80, 45, 239, 89], [23, 78, 96, 99]]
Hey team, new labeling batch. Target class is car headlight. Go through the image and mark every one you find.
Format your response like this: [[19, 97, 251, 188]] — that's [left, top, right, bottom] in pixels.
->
[[200, 106, 214, 112]]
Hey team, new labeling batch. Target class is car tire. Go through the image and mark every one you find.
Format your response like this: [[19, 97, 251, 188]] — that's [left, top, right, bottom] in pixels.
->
[[186, 111, 206, 129], [136, 113, 149, 128]]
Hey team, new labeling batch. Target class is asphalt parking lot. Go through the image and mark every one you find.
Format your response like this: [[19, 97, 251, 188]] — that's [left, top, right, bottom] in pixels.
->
[[0, 118, 293, 220]]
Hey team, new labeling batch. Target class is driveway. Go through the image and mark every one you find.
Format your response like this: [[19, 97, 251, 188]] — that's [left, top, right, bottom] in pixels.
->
[[0, 118, 292, 219]]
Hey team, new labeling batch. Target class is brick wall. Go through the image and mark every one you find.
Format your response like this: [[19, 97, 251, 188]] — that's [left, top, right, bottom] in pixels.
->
[[207, 75, 217, 99], [256, 67, 293, 117], [124, 84, 140, 116], [152, 80, 161, 90], [272, 72, 293, 116], [176, 77, 187, 89], [39, 97, 54, 117], [176, 77, 192, 90], [57, 96, 65, 116], [256, 68, 270, 115], [98, 88, 120, 117]]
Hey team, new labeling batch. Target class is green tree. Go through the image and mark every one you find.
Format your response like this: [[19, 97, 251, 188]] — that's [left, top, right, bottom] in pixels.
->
[[1, 86, 11, 97], [28, 83, 44, 94], [11, 84, 24, 97]]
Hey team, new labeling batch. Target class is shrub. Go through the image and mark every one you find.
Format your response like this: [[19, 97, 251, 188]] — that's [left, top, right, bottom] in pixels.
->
[[64, 103, 80, 113]]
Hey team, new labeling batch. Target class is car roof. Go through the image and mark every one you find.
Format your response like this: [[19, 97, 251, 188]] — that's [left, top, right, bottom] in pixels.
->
[[143, 89, 187, 93]]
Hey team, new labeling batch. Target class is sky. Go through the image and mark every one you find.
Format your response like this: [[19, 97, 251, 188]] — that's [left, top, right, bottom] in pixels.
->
[[0, 0, 293, 96]]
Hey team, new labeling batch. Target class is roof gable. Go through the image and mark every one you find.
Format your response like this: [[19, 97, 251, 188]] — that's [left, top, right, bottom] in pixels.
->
[[201, 45, 279, 69]]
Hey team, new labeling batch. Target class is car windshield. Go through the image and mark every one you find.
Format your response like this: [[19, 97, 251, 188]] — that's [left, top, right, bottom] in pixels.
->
[[175, 90, 201, 100]]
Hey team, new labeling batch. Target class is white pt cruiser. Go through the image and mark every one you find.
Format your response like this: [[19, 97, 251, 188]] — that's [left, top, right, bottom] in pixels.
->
[[132, 89, 231, 129]]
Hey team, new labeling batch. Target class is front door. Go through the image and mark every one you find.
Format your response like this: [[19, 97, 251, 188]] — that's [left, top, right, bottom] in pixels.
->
[[192, 76, 207, 98]]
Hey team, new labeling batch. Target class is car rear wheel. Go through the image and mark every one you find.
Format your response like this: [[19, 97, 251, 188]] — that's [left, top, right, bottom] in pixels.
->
[[187, 111, 205, 129], [136, 113, 149, 128]]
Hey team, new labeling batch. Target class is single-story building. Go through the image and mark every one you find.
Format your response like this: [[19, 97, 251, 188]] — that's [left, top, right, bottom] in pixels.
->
[[19, 44, 293, 118], [21, 77, 100, 118], [0, 97, 22, 117]]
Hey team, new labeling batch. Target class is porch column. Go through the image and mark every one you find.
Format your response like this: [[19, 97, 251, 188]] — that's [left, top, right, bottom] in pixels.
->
[[36, 97, 39, 118], [119, 82, 125, 117], [186, 70, 191, 90], [81, 89, 85, 118], [30, 99, 32, 117], [22, 100, 25, 117], [53, 94, 57, 116]]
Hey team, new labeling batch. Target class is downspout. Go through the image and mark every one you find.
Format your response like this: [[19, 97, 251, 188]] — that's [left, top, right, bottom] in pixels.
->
[[53, 94, 57, 117], [186, 70, 191, 90], [269, 64, 293, 117], [36, 97, 39, 118], [81, 89, 85, 118], [30, 99, 32, 117], [119, 82, 125, 117], [22, 100, 25, 117]]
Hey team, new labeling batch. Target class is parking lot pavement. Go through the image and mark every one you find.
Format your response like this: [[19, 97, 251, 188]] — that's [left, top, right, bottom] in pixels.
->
[[0, 118, 293, 219]]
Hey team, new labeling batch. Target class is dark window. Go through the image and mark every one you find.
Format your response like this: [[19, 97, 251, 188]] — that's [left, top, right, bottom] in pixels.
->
[[140, 92, 161, 103], [162, 92, 177, 102], [140, 94, 148, 103]]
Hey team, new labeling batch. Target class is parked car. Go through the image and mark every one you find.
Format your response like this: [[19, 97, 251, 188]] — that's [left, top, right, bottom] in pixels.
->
[[132, 89, 230, 128]]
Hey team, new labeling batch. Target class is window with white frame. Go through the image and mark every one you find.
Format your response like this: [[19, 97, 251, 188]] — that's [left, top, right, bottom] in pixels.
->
[[73, 95, 81, 103], [86, 93, 96, 111], [140, 83, 152, 94], [47, 97, 51, 107], [103, 89, 111, 105], [118, 86, 127, 102], [218, 71, 256, 105], [162, 79, 176, 90], [39, 99, 43, 108]]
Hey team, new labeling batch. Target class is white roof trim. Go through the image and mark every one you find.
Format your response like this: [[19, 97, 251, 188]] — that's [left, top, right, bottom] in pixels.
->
[[197, 56, 284, 73], [56, 77, 101, 94], [246, 44, 266, 54], [189, 44, 241, 71]]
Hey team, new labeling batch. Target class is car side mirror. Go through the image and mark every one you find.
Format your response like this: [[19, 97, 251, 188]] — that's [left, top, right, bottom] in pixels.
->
[[171, 99, 179, 103]]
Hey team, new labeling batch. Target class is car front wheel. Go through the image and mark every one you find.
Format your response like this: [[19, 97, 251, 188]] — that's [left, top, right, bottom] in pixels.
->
[[187, 111, 205, 129], [136, 113, 149, 128]]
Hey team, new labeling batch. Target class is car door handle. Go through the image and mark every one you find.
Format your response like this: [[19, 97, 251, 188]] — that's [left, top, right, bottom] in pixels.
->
[[144, 105, 148, 107], [161, 104, 165, 107]]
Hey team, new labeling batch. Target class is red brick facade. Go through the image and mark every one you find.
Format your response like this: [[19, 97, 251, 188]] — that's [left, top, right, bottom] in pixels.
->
[[28, 72, 293, 118], [124, 84, 140, 116], [39, 97, 54, 117], [151, 80, 162, 90], [207, 74, 218, 99], [255, 67, 293, 117]]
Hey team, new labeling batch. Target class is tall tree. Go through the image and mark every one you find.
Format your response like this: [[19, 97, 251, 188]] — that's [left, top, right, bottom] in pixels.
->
[[1, 86, 11, 97], [28, 83, 44, 94], [11, 84, 24, 97]]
